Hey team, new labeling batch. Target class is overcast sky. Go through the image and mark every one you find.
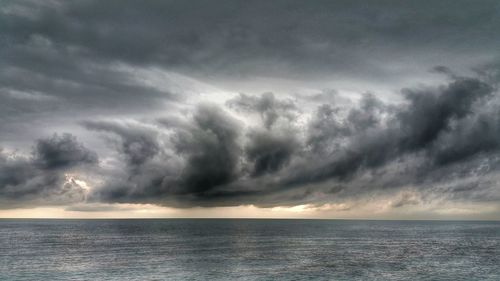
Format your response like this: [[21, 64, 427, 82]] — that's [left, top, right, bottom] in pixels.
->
[[1, 0, 500, 219]]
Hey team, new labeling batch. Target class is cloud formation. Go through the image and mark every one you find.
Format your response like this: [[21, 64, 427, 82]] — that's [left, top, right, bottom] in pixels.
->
[[0, 134, 97, 208], [227, 92, 298, 129], [245, 129, 299, 177], [72, 75, 500, 210], [1, 0, 499, 217]]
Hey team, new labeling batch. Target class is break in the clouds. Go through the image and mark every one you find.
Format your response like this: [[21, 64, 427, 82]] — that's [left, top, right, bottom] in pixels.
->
[[1, 0, 500, 218], [0, 134, 97, 208]]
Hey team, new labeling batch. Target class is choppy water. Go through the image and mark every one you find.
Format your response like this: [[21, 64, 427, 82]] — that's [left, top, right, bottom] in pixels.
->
[[0, 219, 499, 280]]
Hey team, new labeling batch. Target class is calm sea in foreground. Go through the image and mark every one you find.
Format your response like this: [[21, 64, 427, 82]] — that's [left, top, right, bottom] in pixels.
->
[[1, 219, 499, 281]]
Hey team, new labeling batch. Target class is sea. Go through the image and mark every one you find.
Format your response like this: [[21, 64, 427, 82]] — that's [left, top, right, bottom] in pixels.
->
[[0, 219, 499, 281]]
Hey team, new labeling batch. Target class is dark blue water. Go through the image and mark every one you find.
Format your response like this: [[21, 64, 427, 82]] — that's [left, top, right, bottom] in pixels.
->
[[0, 219, 499, 280]]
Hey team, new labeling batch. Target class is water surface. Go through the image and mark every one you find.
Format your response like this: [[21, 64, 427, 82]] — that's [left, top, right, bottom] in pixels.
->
[[1, 219, 499, 280]]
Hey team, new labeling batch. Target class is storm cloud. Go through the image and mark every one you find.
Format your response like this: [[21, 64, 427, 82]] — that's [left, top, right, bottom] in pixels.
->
[[1, 0, 500, 216], [245, 129, 299, 177], [77, 75, 500, 209], [0, 134, 97, 208], [285, 76, 495, 187]]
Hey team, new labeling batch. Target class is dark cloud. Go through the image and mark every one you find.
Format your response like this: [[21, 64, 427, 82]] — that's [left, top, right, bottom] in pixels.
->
[[245, 130, 299, 177], [430, 109, 500, 166], [87, 104, 243, 206], [2, 0, 498, 121], [82, 75, 500, 208], [173, 104, 242, 194], [82, 121, 160, 168], [3, 72, 500, 209], [1, 0, 500, 213], [397, 77, 492, 151], [346, 93, 387, 132], [81, 120, 174, 205], [306, 93, 387, 154], [3, 0, 499, 80], [4, 0, 497, 145], [306, 104, 348, 154], [0, 133, 97, 208], [288, 76, 494, 186], [0, 32, 174, 116], [33, 133, 98, 169]]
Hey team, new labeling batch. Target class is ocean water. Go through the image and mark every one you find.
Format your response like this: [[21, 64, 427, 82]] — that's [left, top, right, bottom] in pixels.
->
[[0, 219, 499, 281]]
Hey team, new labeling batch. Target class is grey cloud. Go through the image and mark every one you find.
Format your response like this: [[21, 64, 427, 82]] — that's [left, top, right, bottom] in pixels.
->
[[287, 76, 495, 187], [82, 121, 160, 168], [245, 130, 299, 177], [430, 109, 500, 166], [172, 104, 242, 194], [1, 33, 174, 112], [2, 0, 500, 212], [306, 93, 387, 154], [307, 104, 349, 154], [397, 77, 492, 151], [2, 0, 499, 132], [346, 93, 387, 132], [87, 75, 500, 208], [3, 0, 499, 80], [227, 92, 298, 129], [88, 104, 243, 205], [1, 1, 182, 146], [391, 192, 422, 208], [0, 133, 97, 208], [33, 133, 98, 169]]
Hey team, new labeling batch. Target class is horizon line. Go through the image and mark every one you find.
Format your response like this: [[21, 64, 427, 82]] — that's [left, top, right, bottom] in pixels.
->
[[1, 217, 499, 222]]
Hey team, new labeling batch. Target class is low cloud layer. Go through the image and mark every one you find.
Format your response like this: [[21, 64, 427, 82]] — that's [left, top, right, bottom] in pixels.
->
[[67, 75, 500, 210]]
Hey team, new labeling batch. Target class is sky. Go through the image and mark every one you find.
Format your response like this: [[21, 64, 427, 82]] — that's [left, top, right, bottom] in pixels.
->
[[1, 0, 500, 219]]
